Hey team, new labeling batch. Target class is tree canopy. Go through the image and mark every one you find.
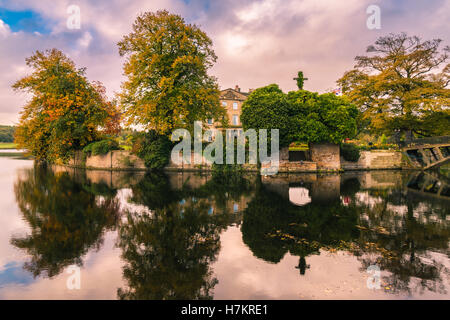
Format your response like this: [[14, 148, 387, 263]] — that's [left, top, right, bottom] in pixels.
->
[[240, 83, 358, 147], [118, 10, 225, 135], [13, 49, 119, 162], [337, 33, 450, 137]]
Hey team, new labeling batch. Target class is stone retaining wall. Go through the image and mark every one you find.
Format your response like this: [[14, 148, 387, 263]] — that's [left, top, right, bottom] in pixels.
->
[[66, 148, 407, 172], [310, 143, 340, 171], [341, 150, 403, 170], [85, 150, 145, 170]]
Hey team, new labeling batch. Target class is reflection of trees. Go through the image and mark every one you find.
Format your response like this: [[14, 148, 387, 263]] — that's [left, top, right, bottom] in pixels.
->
[[353, 186, 450, 295], [117, 172, 246, 300], [129, 171, 179, 209], [243, 175, 449, 295], [11, 165, 120, 278], [242, 183, 359, 271]]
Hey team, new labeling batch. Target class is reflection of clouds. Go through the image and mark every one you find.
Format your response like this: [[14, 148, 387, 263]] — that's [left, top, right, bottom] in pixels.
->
[[213, 227, 399, 299], [355, 191, 383, 208], [289, 187, 311, 206], [0, 231, 123, 299], [116, 188, 153, 217], [0, 159, 33, 267]]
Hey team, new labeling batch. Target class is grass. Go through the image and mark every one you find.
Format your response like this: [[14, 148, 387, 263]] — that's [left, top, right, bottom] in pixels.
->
[[0, 142, 17, 149]]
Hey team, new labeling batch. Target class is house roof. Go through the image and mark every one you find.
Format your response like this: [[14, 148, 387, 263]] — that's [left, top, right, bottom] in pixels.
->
[[220, 88, 250, 101]]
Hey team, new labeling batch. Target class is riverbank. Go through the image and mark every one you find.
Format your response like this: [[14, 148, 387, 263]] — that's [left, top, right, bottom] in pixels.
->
[[63, 148, 408, 173]]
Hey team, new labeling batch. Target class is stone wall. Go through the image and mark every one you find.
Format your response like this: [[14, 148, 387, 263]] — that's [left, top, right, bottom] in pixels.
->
[[66, 148, 405, 172], [310, 143, 340, 171], [86, 150, 145, 170], [341, 150, 403, 170], [267, 160, 317, 173]]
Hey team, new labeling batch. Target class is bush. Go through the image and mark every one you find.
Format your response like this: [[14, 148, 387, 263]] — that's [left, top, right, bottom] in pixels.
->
[[341, 143, 360, 162], [83, 139, 120, 156], [132, 131, 173, 169]]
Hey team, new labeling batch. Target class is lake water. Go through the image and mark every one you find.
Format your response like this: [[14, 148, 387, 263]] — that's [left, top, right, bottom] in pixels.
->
[[0, 154, 448, 299]]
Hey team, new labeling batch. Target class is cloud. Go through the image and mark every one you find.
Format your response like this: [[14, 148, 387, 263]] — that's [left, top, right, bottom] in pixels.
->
[[0, 0, 449, 125], [0, 19, 11, 36]]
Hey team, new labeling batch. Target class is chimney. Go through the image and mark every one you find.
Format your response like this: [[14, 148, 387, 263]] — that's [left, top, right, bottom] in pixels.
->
[[235, 85, 240, 92]]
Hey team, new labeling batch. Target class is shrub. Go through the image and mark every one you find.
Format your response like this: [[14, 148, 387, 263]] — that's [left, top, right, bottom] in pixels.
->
[[341, 143, 360, 162], [83, 139, 120, 156], [132, 131, 173, 169]]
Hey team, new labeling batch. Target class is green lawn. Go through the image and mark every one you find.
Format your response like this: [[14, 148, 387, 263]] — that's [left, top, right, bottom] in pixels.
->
[[0, 142, 17, 149]]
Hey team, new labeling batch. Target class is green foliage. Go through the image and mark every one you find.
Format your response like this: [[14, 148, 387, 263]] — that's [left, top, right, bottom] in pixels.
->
[[379, 134, 387, 145], [118, 10, 225, 135], [83, 139, 120, 156], [132, 130, 173, 169], [241, 85, 358, 147], [240, 84, 292, 147], [340, 143, 361, 162], [0, 125, 15, 142], [295, 71, 307, 90]]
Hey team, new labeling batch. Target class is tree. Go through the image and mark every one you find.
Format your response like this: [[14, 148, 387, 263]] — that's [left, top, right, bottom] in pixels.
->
[[132, 130, 173, 169], [13, 49, 118, 163], [0, 125, 15, 142], [118, 10, 225, 135], [240, 84, 292, 147], [287, 90, 358, 144], [337, 33, 450, 137], [240, 84, 358, 147]]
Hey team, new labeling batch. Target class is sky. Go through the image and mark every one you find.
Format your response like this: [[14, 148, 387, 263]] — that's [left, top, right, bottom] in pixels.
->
[[0, 0, 449, 125]]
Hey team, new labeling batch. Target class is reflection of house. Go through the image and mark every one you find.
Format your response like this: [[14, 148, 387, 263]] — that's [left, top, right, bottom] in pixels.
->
[[168, 172, 256, 220], [205, 85, 251, 140]]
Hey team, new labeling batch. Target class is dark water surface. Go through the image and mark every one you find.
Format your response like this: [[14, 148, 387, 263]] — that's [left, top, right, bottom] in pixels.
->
[[0, 155, 448, 299]]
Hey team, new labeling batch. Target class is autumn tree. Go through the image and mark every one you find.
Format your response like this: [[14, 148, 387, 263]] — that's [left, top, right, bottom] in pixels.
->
[[337, 33, 450, 138], [118, 10, 225, 135], [13, 49, 119, 162]]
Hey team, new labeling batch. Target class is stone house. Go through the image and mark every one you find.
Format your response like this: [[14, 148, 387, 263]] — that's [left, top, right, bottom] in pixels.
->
[[205, 85, 250, 139]]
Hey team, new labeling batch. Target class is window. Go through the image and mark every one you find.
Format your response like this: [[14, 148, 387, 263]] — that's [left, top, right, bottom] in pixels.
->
[[232, 115, 239, 125], [207, 118, 213, 125], [233, 203, 239, 212], [233, 102, 238, 110], [222, 101, 227, 107]]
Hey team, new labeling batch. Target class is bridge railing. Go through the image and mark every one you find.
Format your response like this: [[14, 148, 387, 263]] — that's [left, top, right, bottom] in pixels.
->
[[403, 135, 450, 148]]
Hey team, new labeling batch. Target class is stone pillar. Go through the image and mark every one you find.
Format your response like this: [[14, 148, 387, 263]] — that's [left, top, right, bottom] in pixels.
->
[[310, 143, 340, 171]]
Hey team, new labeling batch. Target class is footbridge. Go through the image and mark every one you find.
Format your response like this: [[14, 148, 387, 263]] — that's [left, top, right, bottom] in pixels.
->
[[402, 136, 450, 170]]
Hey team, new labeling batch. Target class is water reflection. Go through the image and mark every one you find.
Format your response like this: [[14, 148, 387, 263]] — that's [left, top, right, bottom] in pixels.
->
[[8, 163, 450, 299], [116, 171, 251, 299], [12, 164, 120, 278]]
